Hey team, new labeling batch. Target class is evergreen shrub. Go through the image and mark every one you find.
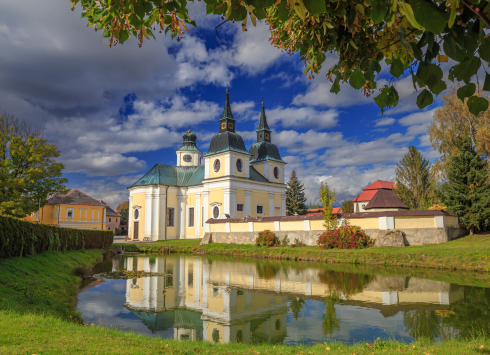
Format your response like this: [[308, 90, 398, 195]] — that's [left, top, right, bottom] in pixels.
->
[[0, 215, 113, 258], [255, 230, 279, 247], [317, 225, 373, 250]]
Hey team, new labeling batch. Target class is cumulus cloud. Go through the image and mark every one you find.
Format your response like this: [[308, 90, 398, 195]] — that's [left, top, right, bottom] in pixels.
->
[[398, 109, 436, 126], [266, 106, 339, 129], [374, 117, 395, 127]]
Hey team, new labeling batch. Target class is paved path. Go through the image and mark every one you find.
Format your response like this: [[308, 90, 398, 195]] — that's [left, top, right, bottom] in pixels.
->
[[113, 236, 157, 244]]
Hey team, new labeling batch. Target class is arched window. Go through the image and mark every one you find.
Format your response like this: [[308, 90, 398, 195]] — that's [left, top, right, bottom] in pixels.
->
[[212, 329, 220, 343], [213, 206, 219, 219], [273, 166, 280, 179], [183, 154, 192, 162], [134, 209, 139, 220], [236, 158, 243, 172], [275, 319, 281, 330], [213, 159, 221, 173]]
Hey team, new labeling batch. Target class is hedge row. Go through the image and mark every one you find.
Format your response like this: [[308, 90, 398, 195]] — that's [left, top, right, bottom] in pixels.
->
[[0, 215, 113, 258]]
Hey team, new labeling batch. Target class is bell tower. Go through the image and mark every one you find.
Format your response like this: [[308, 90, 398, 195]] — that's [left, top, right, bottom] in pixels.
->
[[219, 87, 236, 133], [176, 127, 202, 167]]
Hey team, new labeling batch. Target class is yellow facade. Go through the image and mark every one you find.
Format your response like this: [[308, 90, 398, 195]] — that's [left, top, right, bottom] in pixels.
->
[[347, 217, 379, 230], [208, 154, 226, 179], [132, 192, 146, 238], [310, 220, 325, 230], [234, 152, 249, 178], [446, 216, 459, 228], [230, 223, 249, 232], [279, 220, 304, 230], [395, 216, 434, 229], [253, 221, 275, 231], [32, 203, 106, 230], [251, 190, 269, 217]]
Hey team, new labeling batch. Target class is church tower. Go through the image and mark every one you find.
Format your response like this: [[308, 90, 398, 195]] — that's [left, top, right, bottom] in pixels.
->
[[176, 128, 202, 167], [249, 101, 286, 183]]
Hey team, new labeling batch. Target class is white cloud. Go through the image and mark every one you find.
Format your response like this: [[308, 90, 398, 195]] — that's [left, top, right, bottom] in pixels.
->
[[64, 153, 147, 177], [275, 130, 344, 154], [261, 72, 303, 88], [374, 117, 395, 126], [266, 106, 339, 129], [398, 109, 436, 126]]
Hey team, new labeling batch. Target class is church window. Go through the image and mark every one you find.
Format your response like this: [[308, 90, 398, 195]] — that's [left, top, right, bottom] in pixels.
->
[[361, 204, 366, 210], [108, 227, 111, 230], [213, 206, 219, 218], [134, 209, 139, 220], [183, 154, 192, 162], [237, 204, 243, 212], [188, 207, 194, 227], [67, 208, 74, 219], [236, 158, 243, 172], [228, 122, 233, 129], [265, 133, 270, 140], [109, 218, 111, 223], [167, 207, 175, 226], [212, 329, 220, 343], [274, 166, 280, 179], [213, 159, 221, 173], [257, 205, 263, 214]]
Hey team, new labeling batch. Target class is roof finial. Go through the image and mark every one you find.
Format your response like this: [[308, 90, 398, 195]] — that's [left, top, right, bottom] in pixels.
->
[[262, 97, 264, 107], [226, 84, 229, 94], [188, 125, 191, 133]]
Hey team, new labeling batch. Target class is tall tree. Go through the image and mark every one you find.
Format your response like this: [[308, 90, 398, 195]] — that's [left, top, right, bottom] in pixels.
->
[[429, 87, 490, 179], [393, 146, 433, 210], [319, 181, 337, 230], [436, 137, 490, 235], [0, 113, 68, 218], [340, 200, 354, 214], [285, 170, 307, 216], [116, 201, 129, 225]]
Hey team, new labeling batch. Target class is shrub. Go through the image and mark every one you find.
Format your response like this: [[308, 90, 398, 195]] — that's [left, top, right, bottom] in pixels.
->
[[281, 235, 290, 246], [317, 225, 373, 250], [115, 228, 122, 235], [290, 238, 305, 248], [0, 215, 113, 258], [255, 230, 279, 247]]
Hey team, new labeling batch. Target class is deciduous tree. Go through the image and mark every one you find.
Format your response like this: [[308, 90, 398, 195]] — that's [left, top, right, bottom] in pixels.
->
[[286, 170, 307, 216], [393, 146, 433, 210], [71, 0, 490, 115], [319, 181, 337, 230], [341, 200, 354, 214], [436, 137, 490, 234], [116, 200, 129, 225], [0, 113, 68, 218]]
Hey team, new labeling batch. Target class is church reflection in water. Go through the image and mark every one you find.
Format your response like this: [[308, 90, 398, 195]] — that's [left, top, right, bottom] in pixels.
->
[[114, 255, 465, 344]]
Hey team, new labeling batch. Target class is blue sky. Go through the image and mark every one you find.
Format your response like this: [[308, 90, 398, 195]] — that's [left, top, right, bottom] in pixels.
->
[[0, 0, 444, 208]]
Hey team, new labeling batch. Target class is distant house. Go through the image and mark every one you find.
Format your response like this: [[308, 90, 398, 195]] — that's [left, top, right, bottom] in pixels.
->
[[351, 180, 408, 212], [306, 207, 342, 215], [104, 202, 121, 233], [30, 189, 107, 230]]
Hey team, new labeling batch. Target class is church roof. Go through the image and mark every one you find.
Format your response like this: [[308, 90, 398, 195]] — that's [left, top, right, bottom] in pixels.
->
[[204, 131, 250, 156], [177, 129, 201, 152], [352, 180, 396, 202], [256, 103, 271, 132], [249, 141, 285, 163], [364, 189, 409, 210], [129, 164, 270, 188], [46, 190, 107, 206]]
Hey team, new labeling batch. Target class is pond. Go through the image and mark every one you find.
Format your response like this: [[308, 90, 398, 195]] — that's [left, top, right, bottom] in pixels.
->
[[77, 254, 490, 345]]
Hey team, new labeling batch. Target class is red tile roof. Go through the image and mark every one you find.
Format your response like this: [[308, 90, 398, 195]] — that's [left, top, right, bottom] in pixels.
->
[[351, 180, 396, 202], [306, 207, 342, 215], [364, 189, 409, 210]]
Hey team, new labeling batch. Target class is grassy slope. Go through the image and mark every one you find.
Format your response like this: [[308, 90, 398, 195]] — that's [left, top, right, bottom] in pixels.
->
[[0, 249, 103, 319], [0, 312, 487, 355], [117, 235, 490, 272]]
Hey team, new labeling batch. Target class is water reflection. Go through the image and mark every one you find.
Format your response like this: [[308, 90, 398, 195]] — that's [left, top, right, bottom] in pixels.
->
[[77, 254, 489, 345]]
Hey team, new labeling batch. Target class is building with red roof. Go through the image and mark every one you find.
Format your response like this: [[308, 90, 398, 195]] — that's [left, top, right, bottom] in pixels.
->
[[306, 207, 342, 215], [351, 180, 403, 212]]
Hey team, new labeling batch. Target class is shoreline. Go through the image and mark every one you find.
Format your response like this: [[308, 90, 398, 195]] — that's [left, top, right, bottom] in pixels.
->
[[114, 234, 490, 273]]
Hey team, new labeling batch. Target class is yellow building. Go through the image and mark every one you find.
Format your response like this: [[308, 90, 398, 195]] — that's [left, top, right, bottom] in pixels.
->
[[31, 189, 107, 230], [128, 89, 287, 241]]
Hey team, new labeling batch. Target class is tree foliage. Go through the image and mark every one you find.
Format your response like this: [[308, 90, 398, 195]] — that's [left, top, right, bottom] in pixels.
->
[[71, 0, 490, 115], [429, 86, 490, 178], [319, 181, 337, 230], [116, 200, 129, 225], [340, 199, 354, 213], [0, 113, 68, 218], [393, 145, 434, 209], [286, 170, 308, 216], [436, 137, 490, 234]]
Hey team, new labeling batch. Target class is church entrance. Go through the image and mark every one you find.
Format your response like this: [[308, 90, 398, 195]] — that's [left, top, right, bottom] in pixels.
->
[[133, 221, 139, 240]]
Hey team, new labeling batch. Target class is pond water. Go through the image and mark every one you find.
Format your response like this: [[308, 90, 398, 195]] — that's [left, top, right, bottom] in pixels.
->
[[77, 254, 490, 345]]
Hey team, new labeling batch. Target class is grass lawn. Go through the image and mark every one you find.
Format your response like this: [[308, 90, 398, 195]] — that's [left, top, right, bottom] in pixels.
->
[[0, 249, 104, 320], [116, 234, 490, 273], [0, 311, 487, 355]]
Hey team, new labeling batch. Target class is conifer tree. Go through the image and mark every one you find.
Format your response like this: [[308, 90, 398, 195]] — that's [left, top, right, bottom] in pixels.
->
[[286, 170, 307, 216], [436, 138, 490, 235], [394, 146, 433, 210]]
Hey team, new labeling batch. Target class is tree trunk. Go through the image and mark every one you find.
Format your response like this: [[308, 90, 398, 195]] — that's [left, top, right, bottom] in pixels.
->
[[470, 225, 475, 236]]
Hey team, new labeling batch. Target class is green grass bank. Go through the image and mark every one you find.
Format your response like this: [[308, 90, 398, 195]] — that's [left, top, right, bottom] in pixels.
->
[[0, 249, 105, 319], [117, 235, 490, 273], [0, 311, 487, 355]]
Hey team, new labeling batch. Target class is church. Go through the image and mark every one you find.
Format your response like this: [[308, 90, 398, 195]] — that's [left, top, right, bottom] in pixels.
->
[[127, 89, 287, 241]]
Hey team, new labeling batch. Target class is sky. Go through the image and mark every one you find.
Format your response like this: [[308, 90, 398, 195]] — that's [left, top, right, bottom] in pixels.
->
[[0, 0, 446, 209]]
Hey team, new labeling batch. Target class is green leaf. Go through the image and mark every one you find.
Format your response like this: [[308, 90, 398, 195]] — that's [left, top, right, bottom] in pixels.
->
[[374, 86, 399, 112], [117, 29, 130, 44], [366, 60, 381, 81], [431, 80, 447, 95], [449, 57, 481, 84], [409, 0, 449, 35], [443, 34, 465, 62], [416, 89, 433, 108], [349, 69, 365, 89], [399, 3, 423, 30], [302, 0, 326, 15], [390, 58, 405, 78], [479, 36, 490, 62], [330, 75, 341, 94], [416, 63, 443, 90], [410, 42, 423, 61], [278, 1, 289, 21], [467, 96, 489, 116], [484, 73, 490, 91], [398, 27, 410, 47], [369, 0, 387, 24], [457, 83, 476, 102]]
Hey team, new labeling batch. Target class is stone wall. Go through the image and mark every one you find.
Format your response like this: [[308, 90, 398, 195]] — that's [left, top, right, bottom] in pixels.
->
[[200, 227, 467, 247]]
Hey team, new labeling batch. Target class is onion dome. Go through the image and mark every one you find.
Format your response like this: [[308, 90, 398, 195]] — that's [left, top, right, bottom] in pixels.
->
[[249, 101, 285, 163], [178, 127, 200, 152], [204, 88, 249, 156]]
